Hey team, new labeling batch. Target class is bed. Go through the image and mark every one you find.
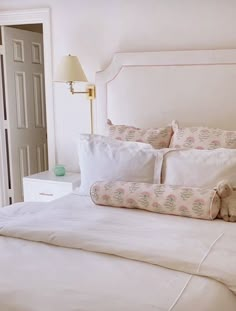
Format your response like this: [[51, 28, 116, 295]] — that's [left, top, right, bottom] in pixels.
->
[[1, 49, 236, 311]]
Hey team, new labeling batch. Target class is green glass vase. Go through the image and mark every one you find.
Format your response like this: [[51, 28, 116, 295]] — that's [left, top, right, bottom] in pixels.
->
[[54, 165, 66, 176]]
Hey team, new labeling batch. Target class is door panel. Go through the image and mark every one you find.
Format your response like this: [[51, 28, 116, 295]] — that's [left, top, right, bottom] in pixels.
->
[[33, 73, 45, 128], [19, 145, 30, 194], [36, 143, 48, 172], [2, 26, 48, 203], [15, 71, 28, 128]]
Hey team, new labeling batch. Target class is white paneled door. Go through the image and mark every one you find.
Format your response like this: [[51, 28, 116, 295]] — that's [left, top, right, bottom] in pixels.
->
[[2, 26, 48, 203]]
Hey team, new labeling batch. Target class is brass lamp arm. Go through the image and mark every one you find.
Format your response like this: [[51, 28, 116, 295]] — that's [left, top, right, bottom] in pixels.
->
[[68, 81, 95, 99]]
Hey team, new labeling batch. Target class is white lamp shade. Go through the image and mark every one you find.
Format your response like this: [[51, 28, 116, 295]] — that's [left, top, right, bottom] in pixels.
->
[[55, 55, 88, 82]]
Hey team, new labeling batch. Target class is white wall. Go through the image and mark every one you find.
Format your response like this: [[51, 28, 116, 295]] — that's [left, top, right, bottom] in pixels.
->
[[0, 0, 236, 171]]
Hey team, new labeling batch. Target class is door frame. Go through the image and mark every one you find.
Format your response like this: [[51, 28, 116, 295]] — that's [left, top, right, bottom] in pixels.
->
[[0, 8, 56, 170]]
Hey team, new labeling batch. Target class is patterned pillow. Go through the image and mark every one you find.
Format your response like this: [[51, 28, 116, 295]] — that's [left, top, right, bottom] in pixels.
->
[[107, 119, 173, 149], [169, 120, 236, 149], [90, 181, 220, 220]]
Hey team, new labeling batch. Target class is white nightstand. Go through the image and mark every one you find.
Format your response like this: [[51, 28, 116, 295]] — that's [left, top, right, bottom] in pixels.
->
[[23, 171, 80, 202]]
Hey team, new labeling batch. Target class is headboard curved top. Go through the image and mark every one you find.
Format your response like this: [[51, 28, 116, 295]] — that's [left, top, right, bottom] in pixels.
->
[[95, 49, 236, 135]]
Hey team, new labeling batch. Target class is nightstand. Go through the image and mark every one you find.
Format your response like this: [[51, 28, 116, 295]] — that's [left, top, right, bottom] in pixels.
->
[[23, 171, 80, 202]]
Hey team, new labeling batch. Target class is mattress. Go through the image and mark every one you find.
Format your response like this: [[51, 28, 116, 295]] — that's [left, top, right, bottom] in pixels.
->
[[0, 193, 236, 311]]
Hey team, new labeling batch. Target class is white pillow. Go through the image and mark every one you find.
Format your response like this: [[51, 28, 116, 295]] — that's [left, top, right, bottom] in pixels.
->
[[78, 134, 164, 195], [162, 148, 236, 188]]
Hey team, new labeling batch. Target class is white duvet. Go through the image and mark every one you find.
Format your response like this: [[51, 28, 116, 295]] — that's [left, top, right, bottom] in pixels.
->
[[0, 194, 236, 310]]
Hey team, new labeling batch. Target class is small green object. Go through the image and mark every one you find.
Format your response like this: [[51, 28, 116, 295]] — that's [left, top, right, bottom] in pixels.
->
[[54, 165, 66, 176]]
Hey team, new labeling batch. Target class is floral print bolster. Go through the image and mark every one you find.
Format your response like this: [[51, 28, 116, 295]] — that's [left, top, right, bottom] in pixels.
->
[[90, 181, 221, 220]]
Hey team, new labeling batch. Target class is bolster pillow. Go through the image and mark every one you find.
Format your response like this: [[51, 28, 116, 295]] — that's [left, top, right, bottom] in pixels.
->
[[90, 181, 221, 220]]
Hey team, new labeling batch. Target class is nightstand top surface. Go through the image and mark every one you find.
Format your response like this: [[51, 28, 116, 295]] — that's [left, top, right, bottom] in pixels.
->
[[23, 171, 80, 183]]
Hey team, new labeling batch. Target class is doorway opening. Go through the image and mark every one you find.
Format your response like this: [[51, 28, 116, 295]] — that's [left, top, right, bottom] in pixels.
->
[[0, 9, 55, 207], [0, 24, 48, 204]]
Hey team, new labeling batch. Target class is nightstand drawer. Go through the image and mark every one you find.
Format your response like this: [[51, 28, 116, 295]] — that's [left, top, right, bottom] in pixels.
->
[[23, 180, 73, 202], [23, 171, 81, 202]]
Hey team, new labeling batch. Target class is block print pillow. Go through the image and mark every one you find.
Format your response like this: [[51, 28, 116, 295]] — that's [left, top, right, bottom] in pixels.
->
[[169, 120, 236, 149], [90, 181, 221, 220], [107, 119, 173, 149]]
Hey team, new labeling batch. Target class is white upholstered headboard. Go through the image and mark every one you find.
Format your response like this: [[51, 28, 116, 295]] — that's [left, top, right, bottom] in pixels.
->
[[95, 50, 236, 135]]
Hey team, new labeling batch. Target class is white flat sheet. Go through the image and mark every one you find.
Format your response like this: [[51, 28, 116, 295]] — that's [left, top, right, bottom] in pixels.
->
[[0, 194, 236, 311]]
